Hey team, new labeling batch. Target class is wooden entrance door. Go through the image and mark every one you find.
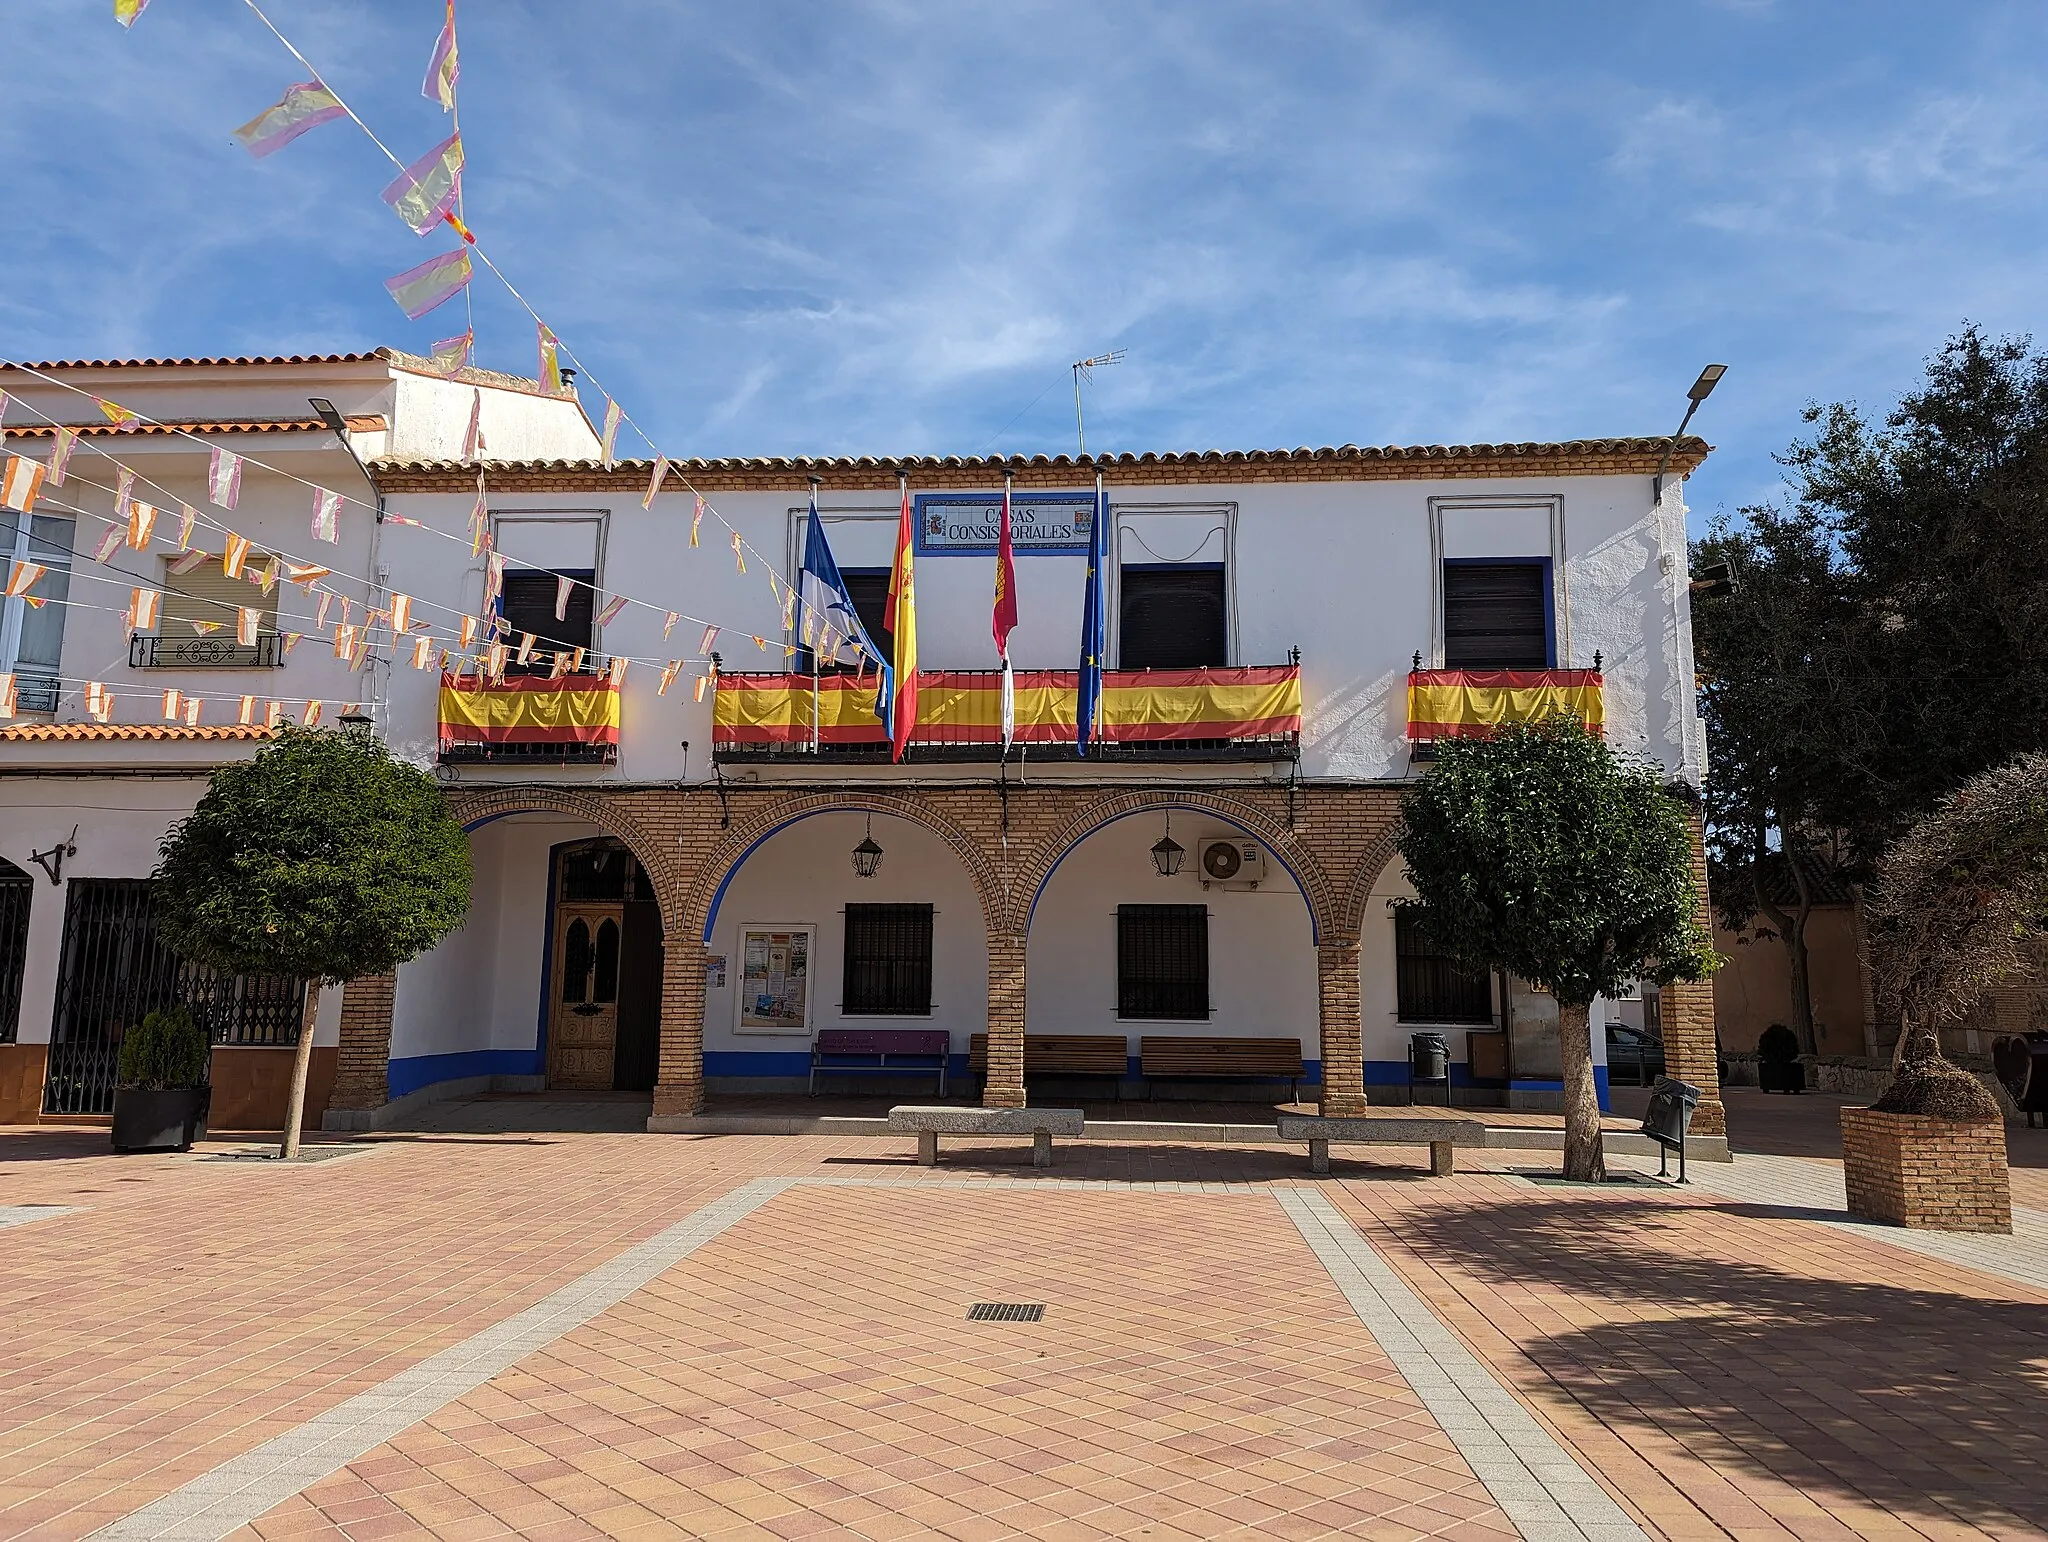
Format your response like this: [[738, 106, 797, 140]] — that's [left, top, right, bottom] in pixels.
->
[[549, 904, 622, 1089]]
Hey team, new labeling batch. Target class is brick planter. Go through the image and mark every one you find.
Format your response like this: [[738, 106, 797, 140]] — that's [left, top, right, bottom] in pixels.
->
[[1841, 1106, 2012, 1233]]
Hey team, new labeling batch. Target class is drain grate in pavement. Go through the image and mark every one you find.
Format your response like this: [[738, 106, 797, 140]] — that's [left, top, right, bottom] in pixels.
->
[[967, 1302, 1045, 1322], [201, 1146, 364, 1164]]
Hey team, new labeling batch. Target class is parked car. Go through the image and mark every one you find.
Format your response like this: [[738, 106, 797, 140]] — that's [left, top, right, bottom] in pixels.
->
[[1606, 1023, 1666, 1087]]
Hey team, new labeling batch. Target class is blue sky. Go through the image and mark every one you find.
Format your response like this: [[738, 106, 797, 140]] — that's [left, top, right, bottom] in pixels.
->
[[6, 1, 2048, 530]]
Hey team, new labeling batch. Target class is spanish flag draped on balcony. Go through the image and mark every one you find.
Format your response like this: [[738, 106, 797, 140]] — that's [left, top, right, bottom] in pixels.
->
[[877, 476, 918, 761]]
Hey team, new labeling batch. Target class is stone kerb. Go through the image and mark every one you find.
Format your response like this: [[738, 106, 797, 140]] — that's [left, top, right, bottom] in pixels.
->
[[1842, 1105, 2014, 1233]]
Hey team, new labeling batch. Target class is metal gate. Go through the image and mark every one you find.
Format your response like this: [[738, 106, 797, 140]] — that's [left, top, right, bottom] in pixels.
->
[[43, 878, 305, 1115], [0, 858, 31, 1044]]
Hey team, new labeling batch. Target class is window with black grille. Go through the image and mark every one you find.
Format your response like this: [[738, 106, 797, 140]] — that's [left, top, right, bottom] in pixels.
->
[[1117, 904, 1209, 1020], [842, 903, 933, 1015], [1442, 562, 1549, 668], [500, 569, 595, 671], [1119, 565, 1226, 669], [1395, 908, 1494, 1024]]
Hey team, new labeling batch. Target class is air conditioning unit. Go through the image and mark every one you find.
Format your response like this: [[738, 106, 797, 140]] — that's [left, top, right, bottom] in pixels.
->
[[1197, 835, 1268, 890]]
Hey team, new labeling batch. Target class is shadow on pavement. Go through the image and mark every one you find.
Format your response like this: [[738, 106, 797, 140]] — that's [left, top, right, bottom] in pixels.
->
[[1386, 1189, 2048, 1535]]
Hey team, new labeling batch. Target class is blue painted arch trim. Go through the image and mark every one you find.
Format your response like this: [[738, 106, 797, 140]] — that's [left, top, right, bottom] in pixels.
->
[[702, 806, 983, 943], [1025, 803, 1320, 943]]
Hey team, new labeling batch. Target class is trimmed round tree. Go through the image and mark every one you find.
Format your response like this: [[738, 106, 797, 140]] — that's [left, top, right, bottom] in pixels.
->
[[153, 725, 472, 1157], [1396, 716, 1719, 1180]]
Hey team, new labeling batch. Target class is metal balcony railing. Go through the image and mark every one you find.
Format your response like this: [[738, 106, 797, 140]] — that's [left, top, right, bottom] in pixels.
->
[[129, 632, 284, 669]]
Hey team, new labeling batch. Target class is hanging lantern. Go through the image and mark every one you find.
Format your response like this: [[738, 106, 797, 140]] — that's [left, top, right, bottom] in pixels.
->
[[1150, 808, 1185, 878], [851, 812, 884, 879]]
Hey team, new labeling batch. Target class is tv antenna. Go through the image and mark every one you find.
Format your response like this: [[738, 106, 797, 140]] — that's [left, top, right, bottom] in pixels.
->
[[1072, 350, 1126, 457]]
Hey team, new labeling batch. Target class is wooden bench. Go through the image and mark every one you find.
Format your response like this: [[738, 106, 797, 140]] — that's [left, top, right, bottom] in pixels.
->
[[969, 1033, 1128, 1092], [1276, 1113, 1486, 1176], [1140, 1036, 1304, 1102], [888, 1105, 1085, 1167], [808, 1029, 950, 1097]]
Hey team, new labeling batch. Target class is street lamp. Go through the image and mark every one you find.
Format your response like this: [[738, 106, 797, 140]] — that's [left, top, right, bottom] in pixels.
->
[[1653, 364, 1727, 508], [851, 812, 884, 879], [1149, 809, 1185, 878]]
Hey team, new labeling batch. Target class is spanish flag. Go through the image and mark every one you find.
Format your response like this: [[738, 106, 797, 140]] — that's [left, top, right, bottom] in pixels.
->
[[881, 478, 918, 761]]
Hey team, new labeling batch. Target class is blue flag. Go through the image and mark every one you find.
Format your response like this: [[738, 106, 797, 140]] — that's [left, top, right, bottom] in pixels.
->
[[1077, 475, 1108, 755], [800, 487, 883, 676]]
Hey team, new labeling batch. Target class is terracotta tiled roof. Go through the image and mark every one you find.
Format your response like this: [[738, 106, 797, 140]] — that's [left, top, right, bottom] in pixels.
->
[[1, 416, 386, 437], [0, 723, 275, 742], [371, 437, 1714, 490], [3, 353, 387, 371]]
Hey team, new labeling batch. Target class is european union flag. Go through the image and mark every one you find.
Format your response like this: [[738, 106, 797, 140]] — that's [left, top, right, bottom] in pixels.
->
[[1077, 475, 1108, 755]]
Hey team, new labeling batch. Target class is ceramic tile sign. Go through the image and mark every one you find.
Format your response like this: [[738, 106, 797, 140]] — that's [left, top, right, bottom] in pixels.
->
[[913, 491, 1095, 556]]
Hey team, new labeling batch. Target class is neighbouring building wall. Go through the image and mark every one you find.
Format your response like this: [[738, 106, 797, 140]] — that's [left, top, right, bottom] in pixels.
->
[[1713, 906, 1871, 1059]]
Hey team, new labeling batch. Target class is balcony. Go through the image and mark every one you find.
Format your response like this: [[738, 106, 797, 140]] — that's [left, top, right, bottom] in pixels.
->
[[713, 664, 1302, 764], [130, 632, 284, 669], [437, 668, 620, 766], [1406, 666, 1603, 745]]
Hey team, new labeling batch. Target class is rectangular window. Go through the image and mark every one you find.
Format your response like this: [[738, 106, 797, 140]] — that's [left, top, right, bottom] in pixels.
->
[[842, 903, 933, 1015], [1117, 904, 1209, 1020], [1442, 561, 1549, 668], [155, 553, 279, 666], [500, 569, 595, 671], [1119, 565, 1227, 669], [0, 514, 72, 712], [1395, 909, 1494, 1024]]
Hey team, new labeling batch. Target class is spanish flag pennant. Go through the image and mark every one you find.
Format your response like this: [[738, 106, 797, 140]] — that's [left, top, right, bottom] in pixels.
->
[[600, 398, 622, 470], [286, 562, 330, 586], [177, 503, 197, 548], [45, 426, 77, 486], [779, 584, 795, 633], [238, 695, 256, 726], [127, 500, 157, 549], [206, 447, 242, 509], [127, 587, 160, 630], [537, 323, 563, 393], [607, 656, 628, 690], [332, 623, 356, 660], [694, 673, 707, 703], [114, 468, 134, 520], [596, 595, 627, 628], [554, 574, 573, 621], [699, 624, 719, 656], [658, 659, 681, 696], [731, 530, 745, 573], [183, 695, 202, 727], [411, 636, 433, 670], [191, 620, 223, 635], [516, 632, 536, 665], [459, 614, 478, 649], [0, 454, 46, 514], [238, 607, 260, 647], [5, 561, 45, 598], [548, 649, 570, 680], [222, 531, 251, 580], [316, 592, 333, 629], [642, 456, 668, 511], [93, 524, 124, 564], [169, 549, 209, 576], [338, 596, 352, 628], [161, 688, 182, 721], [266, 700, 284, 728], [85, 681, 105, 717], [97, 397, 141, 431], [389, 593, 413, 633], [486, 641, 508, 679], [302, 700, 322, 727], [663, 610, 679, 639], [311, 487, 342, 544], [350, 638, 369, 668], [0, 673, 15, 719], [260, 558, 280, 596], [281, 632, 303, 657], [691, 493, 705, 547], [114, 0, 152, 29], [569, 646, 585, 674], [751, 634, 766, 652]]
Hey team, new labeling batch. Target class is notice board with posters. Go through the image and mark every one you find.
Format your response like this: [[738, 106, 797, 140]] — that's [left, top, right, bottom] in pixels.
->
[[737, 925, 813, 1033]]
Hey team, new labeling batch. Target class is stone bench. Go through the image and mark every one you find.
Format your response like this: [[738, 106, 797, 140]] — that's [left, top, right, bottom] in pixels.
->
[[1276, 1113, 1487, 1176], [888, 1105, 1085, 1168]]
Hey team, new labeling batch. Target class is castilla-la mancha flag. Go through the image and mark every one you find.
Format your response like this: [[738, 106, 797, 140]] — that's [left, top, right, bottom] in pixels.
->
[[992, 478, 1018, 750]]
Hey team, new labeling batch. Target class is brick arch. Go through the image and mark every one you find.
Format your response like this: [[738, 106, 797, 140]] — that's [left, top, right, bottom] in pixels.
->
[[1011, 789, 1337, 940], [449, 786, 682, 935], [1335, 821, 1408, 945], [679, 791, 1006, 944]]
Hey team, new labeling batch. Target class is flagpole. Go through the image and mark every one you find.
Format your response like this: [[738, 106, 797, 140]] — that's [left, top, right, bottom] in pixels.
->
[[808, 477, 822, 754]]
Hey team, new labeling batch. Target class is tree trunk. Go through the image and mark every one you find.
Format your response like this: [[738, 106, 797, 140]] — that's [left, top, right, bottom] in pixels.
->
[[280, 979, 322, 1161], [1557, 998, 1606, 1182], [1751, 817, 1816, 1055]]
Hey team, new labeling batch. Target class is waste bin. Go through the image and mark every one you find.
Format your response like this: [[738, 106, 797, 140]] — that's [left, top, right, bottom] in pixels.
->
[[1640, 1075, 1701, 1181], [1993, 1033, 2048, 1126], [1408, 1031, 1451, 1107]]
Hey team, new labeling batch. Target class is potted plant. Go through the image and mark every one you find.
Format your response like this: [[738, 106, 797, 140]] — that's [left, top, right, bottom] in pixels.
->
[[1756, 1023, 1806, 1093], [112, 1006, 212, 1153]]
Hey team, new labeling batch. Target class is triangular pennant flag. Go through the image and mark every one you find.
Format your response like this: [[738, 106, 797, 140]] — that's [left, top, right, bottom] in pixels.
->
[[516, 632, 536, 665], [126, 499, 156, 549], [694, 673, 708, 703], [98, 398, 141, 432], [699, 625, 719, 655], [168, 548, 209, 576], [311, 487, 342, 543], [191, 620, 224, 635], [1, 455, 47, 515], [238, 694, 256, 726], [316, 591, 333, 629], [596, 595, 627, 628], [411, 636, 433, 669], [281, 632, 303, 657], [302, 700, 322, 727], [382, 132, 464, 234], [114, 467, 134, 519], [47, 427, 78, 486], [600, 399, 622, 470], [386, 247, 473, 319], [92, 524, 123, 563], [663, 610, 679, 639], [607, 656, 628, 689], [548, 650, 570, 680], [6, 561, 45, 598], [114, 0, 152, 28], [177, 503, 197, 548], [569, 646, 585, 674], [642, 456, 668, 510], [260, 557, 279, 596], [658, 660, 681, 696], [731, 531, 746, 573], [461, 388, 483, 460], [429, 330, 473, 376], [537, 323, 563, 392], [483, 551, 505, 612], [555, 574, 573, 621], [459, 615, 478, 649], [691, 493, 705, 547], [222, 531, 251, 579]]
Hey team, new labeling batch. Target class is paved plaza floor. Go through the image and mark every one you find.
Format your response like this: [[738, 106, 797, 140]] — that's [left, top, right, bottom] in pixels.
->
[[3, 1094, 2046, 1541]]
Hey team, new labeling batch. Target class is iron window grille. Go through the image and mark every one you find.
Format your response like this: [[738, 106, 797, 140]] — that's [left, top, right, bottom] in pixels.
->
[[0, 858, 30, 1044], [1394, 908, 1494, 1024], [1117, 904, 1209, 1020], [842, 903, 934, 1015]]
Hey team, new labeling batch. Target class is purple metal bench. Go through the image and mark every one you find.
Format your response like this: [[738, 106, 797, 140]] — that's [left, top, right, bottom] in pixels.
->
[[808, 1028, 950, 1097]]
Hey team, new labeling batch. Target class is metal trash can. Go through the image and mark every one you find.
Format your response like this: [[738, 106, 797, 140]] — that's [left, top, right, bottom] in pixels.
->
[[1408, 1031, 1451, 1107], [1993, 1033, 2048, 1127], [1640, 1075, 1701, 1182]]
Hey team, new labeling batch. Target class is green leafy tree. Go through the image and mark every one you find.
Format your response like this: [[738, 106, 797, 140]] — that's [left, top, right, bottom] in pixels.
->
[[153, 726, 472, 1157], [1691, 502, 1857, 1054], [1396, 717, 1719, 1180]]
